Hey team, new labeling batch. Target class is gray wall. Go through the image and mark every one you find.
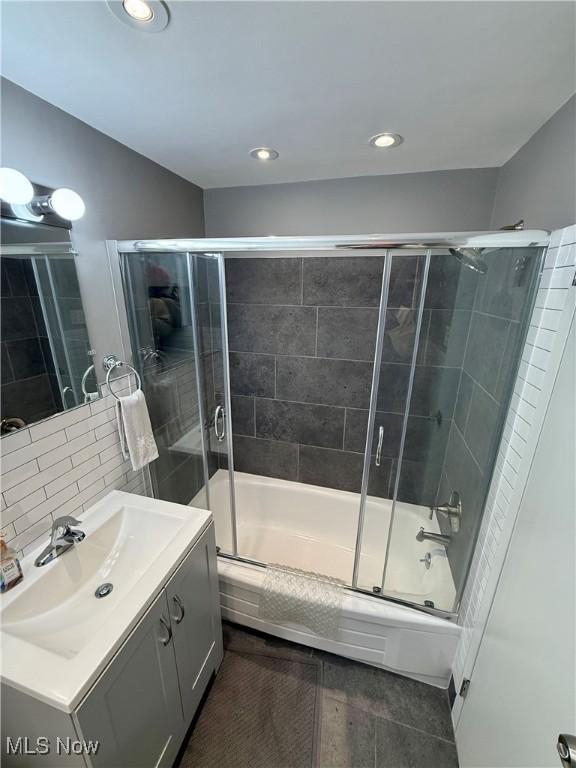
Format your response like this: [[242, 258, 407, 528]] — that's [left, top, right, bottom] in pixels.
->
[[1, 78, 205, 376], [204, 168, 499, 236], [491, 95, 576, 231]]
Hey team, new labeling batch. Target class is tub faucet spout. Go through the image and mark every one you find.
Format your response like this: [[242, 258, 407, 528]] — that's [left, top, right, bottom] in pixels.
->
[[416, 527, 451, 546]]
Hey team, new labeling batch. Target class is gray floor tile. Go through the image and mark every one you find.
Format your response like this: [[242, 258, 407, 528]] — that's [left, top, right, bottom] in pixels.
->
[[222, 621, 315, 662], [321, 655, 454, 742], [375, 718, 458, 768], [319, 696, 376, 768]]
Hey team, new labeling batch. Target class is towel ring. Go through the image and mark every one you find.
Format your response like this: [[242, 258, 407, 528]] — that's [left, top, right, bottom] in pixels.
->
[[103, 355, 142, 401]]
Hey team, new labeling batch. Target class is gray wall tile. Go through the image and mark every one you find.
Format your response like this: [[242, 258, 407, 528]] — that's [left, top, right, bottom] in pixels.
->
[[376, 364, 411, 413], [229, 352, 275, 397], [473, 248, 539, 322], [388, 255, 422, 308], [233, 435, 298, 480], [453, 371, 473, 433], [440, 426, 485, 587], [298, 445, 364, 493], [276, 356, 373, 409], [317, 307, 378, 361], [464, 384, 501, 474], [225, 257, 302, 305], [227, 304, 316, 356], [424, 254, 479, 310], [303, 257, 384, 307], [344, 408, 402, 456], [380, 309, 417, 364], [231, 395, 255, 436], [464, 313, 509, 397], [420, 309, 471, 367], [256, 398, 344, 449]]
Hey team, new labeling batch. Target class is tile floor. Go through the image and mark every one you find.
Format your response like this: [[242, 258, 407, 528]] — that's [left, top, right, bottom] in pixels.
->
[[177, 622, 459, 768]]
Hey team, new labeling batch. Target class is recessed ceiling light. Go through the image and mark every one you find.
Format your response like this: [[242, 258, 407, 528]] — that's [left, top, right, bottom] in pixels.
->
[[107, 1, 169, 32], [250, 147, 279, 161], [123, 0, 153, 21], [369, 133, 404, 149]]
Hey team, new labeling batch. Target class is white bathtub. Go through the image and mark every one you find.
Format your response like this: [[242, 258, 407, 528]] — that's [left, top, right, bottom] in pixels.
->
[[197, 469, 460, 687]]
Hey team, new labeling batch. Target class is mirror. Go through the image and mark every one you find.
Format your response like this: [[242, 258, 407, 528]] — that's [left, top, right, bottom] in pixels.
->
[[1, 216, 99, 435]]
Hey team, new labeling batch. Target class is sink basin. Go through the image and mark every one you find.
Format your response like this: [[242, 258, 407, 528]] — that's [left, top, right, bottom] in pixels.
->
[[0, 490, 211, 711]]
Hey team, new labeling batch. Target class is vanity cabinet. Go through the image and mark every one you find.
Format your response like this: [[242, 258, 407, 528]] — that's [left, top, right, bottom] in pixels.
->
[[75, 590, 183, 768], [2, 522, 223, 768]]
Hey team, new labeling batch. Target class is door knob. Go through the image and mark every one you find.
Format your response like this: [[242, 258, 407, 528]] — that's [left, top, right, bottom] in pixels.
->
[[557, 734, 576, 768]]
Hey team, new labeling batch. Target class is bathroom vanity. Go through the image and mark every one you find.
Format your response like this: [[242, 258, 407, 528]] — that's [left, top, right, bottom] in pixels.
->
[[0, 491, 223, 767]]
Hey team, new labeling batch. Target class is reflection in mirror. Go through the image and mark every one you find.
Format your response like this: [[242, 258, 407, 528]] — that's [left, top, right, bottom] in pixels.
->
[[1, 218, 98, 435]]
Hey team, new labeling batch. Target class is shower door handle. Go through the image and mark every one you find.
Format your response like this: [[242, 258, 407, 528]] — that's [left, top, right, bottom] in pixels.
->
[[375, 425, 384, 467], [214, 405, 226, 442]]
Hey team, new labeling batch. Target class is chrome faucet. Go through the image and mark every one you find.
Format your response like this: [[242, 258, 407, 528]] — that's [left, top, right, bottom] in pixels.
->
[[34, 516, 86, 567], [416, 527, 451, 546], [430, 491, 462, 533]]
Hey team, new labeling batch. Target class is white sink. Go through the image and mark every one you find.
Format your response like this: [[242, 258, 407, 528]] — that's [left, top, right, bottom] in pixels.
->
[[0, 491, 211, 711]]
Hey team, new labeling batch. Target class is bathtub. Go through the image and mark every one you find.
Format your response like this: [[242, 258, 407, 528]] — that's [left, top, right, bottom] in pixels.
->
[[196, 470, 460, 687]]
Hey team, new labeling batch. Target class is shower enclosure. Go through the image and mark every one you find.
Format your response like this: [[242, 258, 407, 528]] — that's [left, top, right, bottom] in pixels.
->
[[113, 232, 546, 618]]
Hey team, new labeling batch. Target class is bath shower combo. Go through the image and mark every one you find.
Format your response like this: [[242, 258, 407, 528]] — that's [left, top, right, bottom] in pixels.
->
[[107, 229, 548, 687]]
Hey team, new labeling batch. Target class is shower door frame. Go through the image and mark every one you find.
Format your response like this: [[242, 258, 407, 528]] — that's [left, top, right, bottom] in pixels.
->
[[110, 230, 550, 621]]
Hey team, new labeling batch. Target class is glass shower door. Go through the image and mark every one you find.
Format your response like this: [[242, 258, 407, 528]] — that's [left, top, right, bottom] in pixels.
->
[[193, 254, 237, 555], [353, 250, 430, 594], [120, 251, 208, 507], [358, 246, 542, 613]]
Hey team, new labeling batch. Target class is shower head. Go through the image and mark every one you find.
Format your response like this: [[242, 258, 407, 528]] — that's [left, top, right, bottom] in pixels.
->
[[449, 247, 488, 275]]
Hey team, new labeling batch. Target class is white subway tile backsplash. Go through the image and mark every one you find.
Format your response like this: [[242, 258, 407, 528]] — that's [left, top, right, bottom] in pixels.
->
[[37, 431, 96, 471], [10, 514, 53, 553], [2, 460, 40, 494], [4, 458, 73, 506], [2, 431, 68, 475], [1, 488, 47, 527], [65, 407, 115, 441], [1, 522, 16, 541], [0, 394, 147, 558], [94, 420, 118, 440], [29, 406, 87, 442], [13, 483, 78, 534], [1, 429, 32, 456], [44, 456, 101, 498]]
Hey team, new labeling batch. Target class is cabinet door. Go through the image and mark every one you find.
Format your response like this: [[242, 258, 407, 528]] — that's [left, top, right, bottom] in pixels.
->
[[76, 590, 183, 768], [166, 523, 223, 724]]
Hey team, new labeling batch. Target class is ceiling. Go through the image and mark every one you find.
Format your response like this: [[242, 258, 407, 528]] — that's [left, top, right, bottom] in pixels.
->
[[1, 1, 574, 189]]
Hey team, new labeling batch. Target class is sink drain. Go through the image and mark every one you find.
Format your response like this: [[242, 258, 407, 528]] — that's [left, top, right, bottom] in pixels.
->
[[95, 583, 114, 599]]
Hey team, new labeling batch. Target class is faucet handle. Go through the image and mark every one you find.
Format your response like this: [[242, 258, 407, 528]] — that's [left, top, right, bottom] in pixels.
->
[[53, 515, 82, 528]]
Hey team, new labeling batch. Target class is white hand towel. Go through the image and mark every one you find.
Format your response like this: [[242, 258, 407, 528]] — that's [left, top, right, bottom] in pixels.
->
[[116, 390, 159, 471]]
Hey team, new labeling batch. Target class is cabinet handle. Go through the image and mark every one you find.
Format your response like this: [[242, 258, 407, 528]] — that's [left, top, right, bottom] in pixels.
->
[[158, 616, 172, 645], [172, 595, 185, 624]]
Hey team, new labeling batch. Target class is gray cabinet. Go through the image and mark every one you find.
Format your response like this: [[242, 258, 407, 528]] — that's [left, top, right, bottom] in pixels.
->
[[76, 590, 184, 768], [166, 524, 222, 723]]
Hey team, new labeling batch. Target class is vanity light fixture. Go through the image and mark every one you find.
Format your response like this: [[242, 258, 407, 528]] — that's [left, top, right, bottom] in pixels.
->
[[0, 168, 34, 205], [250, 147, 279, 161], [107, 0, 170, 32], [30, 188, 86, 222], [369, 132, 404, 149]]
